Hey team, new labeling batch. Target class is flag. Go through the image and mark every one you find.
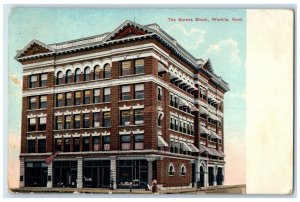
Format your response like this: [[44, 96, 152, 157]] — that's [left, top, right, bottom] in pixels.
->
[[46, 151, 60, 164]]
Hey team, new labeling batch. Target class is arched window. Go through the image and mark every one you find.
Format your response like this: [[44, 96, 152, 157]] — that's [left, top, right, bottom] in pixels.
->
[[56, 71, 63, 85], [103, 63, 111, 78], [180, 164, 186, 176], [94, 65, 101, 80], [84, 66, 90, 81], [168, 163, 175, 176], [75, 68, 81, 83], [65, 70, 72, 84]]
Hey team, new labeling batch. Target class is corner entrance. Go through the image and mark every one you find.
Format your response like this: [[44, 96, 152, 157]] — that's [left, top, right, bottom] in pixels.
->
[[25, 161, 47, 187]]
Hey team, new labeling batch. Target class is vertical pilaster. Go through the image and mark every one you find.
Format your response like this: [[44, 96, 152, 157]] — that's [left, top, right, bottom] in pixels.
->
[[196, 160, 200, 184], [213, 166, 217, 186], [47, 162, 53, 188], [19, 158, 25, 188], [146, 158, 154, 185], [110, 156, 117, 189], [77, 157, 83, 188], [204, 166, 209, 187]]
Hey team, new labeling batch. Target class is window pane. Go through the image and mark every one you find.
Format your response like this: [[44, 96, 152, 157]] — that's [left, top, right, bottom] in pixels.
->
[[121, 110, 130, 125], [121, 135, 130, 142], [135, 59, 144, 74], [121, 85, 131, 100], [134, 84, 144, 99], [121, 61, 131, 76], [104, 64, 111, 78], [134, 109, 144, 125]]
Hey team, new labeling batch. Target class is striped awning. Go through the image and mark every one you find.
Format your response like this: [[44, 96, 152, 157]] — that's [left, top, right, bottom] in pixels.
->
[[209, 113, 220, 122], [200, 106, 209, 115], [199, 145, 209, 154], [182, 142, 192, 152], [158, 136, 168, 147], [189, 144, 200, 153], [200, 126, 211, 135], [210, 131, 221, 140]]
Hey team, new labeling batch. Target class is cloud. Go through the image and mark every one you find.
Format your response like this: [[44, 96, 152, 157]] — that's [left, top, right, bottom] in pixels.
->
[[204, 38, 242, 65], [166, 24, 206, 50], [9, 73, 22, 87]]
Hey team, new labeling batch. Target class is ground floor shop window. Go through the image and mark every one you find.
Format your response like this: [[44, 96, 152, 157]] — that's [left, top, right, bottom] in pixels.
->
[[216, 167, 223, 185], [83, 160, 110, 188], [53, 161, 77, 188], [208, 167, 214, 186], [25, 161, 47, 187], [117, 160, 148, 189]]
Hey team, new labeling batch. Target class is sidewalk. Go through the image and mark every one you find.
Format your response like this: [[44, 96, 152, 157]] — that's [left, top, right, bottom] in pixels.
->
[[10, 184, 246, 195]]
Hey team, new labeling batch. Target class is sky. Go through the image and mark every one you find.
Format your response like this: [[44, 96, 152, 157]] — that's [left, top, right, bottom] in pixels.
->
[[7, 8, 246, 188]]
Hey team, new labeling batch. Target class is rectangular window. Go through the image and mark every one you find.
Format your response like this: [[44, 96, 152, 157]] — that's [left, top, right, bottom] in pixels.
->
[[75, 91, 81, 105], [170, 94, 174, 106], [174, 96, 179, 108], [38, 139, 46, 153], [56, 94, 63, 107], [40, 73, 48, 87], [134, 134, 144, 150], [55, 139, 62, 151], [158, 113, 163, 127], [121, 85, 131, 100], [170, 117, 174, 130], [134, 109, 144, 125], [84, 90, 90, 104], [103, 136, 110, 151], [29, 96, 36, 110], [120, 135, 130, 150], [28, 118, 36, 131], [93, 89, 100, 103], [56, 116, 62, 130], [64, 138, 71, 152], [39, 95, 47, 109], [179, 120, 183, 132], [27, 140, 35, 153], [134, 84, 144, 99], [157, 87, 162, 101], [93, 112, 100, 127], [103, 88, 110, 102], [121, 61, 131, 76], [74, 114, 81, 129], [92, 136, 100, 151], [134, 59, 144, 74], [174, 119, 178, 131], [83, 137, 90, 151], [120, 110, 130, 126], [103, 112, 110, 127], [38, 117, 46, 131], [29, 75, 38, 88], [65, 92, 72, 106], [83, 113, 90, 128], [73, 137, 80, 152], [65, 115, 71, 129], [183, 122, 187, 133]]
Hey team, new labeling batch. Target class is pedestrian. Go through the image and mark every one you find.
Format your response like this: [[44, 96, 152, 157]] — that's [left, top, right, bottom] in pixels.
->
[[152, 179, 157, 193]]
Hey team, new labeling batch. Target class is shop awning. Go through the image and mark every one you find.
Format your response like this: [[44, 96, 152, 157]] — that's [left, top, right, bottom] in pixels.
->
[[199, 145, 209, 154], [216, 150, 225, 157], [208, 113, 220, 122], [200, 106, 209, 115], [158, 136, 168, 147], [210, 131, 221, 140], [182, 142, 192, 152], [178, 98, 189, 108], [189, 144, 199, 152], [200, 126, 211, 135], [190, 105, 199, 112]]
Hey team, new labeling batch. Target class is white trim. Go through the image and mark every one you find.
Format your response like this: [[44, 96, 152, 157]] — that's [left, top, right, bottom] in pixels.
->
[[23, 67, 55, 76], [91, 132, 101, 136], [72, 133, 80, 138], [91, 108, 101, 113], [27, 114, 36, 118], [132, 104, 144, 109], [82, 132, 90, 137], [119, 129, 131, 135], [54, 134, 63, 138], [54, 111, 63, 116], [102, 107, 111, 112], [82, 109, 90, 114], [63, 134, 72, 138], [119, 105, 131, 110], [101, 131, 110, 136], [36, 135, 46, 139], [26, 135, 36, 140], [132, 129, 144, 134], [73, 110, 81, 114]]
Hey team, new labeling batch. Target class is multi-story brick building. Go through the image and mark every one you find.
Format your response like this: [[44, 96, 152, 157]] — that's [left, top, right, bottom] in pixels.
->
[[15, 20, 229, 190]]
